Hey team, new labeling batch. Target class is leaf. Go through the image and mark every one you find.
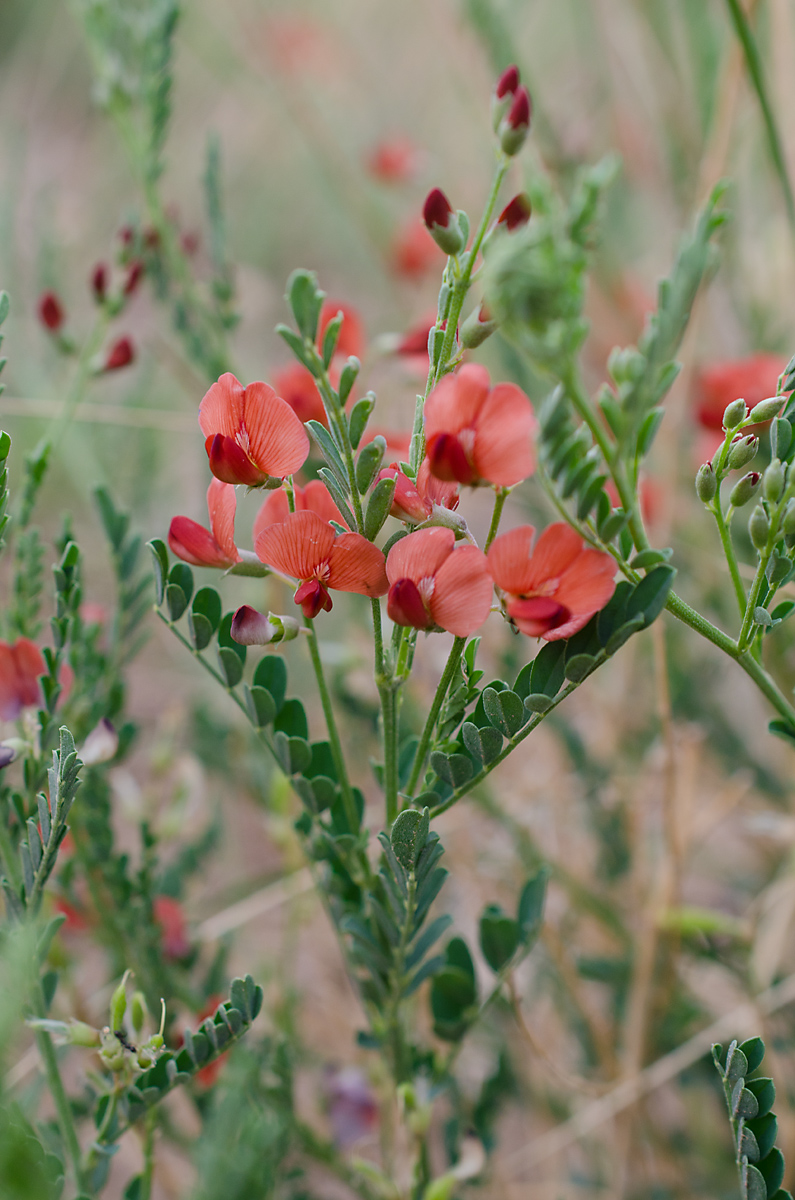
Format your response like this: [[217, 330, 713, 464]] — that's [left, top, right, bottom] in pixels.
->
[[218, 612, 246, 663], [461, 721, 503, 766], [147, 539, 169, 605], [307, 420, 347, 485], [760, 1147, 785, 1195], [482, 687, 526, 737], [188, 611, 213, 651], [479, 905, 519, 971], [430, 750, 473, 789], [625, 564, 676, 627], [192, 586, 222, 633], [217, 647, 243, 687], [364, 475, 397, 541], [604, 615, 646, 656], [628, 548, 672, 570], [740, 1036, 766, 1074], [287, 268, 324, 342], [564, 653, 597, 683], [273, 731, 312, 776], [165, 583, 188, 622], [348, 394, 375, 449], [253, 655, 287, 712], [742, 1161, 768, 1200], [529, 640, 566, 697], [725, 1043, 749, 1082], [243, 684, 277, 728], [274, 698, 308, 739], [747, 1076, 776, 1118], [168, 562, 194, 607], [732, 1080, 760, 1120], [523, 693, 553, 714], [517, 868, 548, 947], [391, 806, 429, 871]]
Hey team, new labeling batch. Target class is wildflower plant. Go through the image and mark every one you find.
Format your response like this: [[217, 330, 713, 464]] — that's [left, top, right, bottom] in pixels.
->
[[6, 1, 795, 1197]]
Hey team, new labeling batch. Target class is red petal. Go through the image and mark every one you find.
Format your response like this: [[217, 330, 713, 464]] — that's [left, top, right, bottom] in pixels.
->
[[417, 460, 459, 511], [169, 517, 233, 568], [0, 643, 22, 720], [540, 611, 597, 642], [199, 373, 246, 441], [554, 549, 617, 614], [388, 579, 433, 629], [506, 596, 570, 638], [231, 605, 277, 644], [472, 382, 536, 488], [253, 488, 291, 544], [430, 545, 493, 636], [272, 362, 328, 425], [524, 524, 584, 590], [327, 534, 388, 596], [487, 526, 536, 593], [424, 363, 490, 440], [295, 579, 333, 617], [206, 434, 267, 487], [379, 466, 430, 523], [386, 526, 455, 586], [255, 510, 335, 580], [426, 433, 476, 485], [207, 479, 239, 563], [242, 382, 310, 477], [302, 480, 348, 527]]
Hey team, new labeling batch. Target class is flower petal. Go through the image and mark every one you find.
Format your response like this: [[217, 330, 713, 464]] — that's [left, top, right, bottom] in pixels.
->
[[524, 523, 583, 590], [198, 373, 246, 441], [320, 299, 365, 359], [207, 479, 239, 563], [487, 526, 536, 594], [169, 517, 232, 568], [417, 459, 459, 510], [0, 643, 22, 720], [206, 434, 267, 487], [255, 510, 335, 580], [243, 382, 310, 476], [386, 527, 455, 586], [302, 480, 348, 527], [327, 534, 388, 596], [388, 579, 433, 628], [423, 363, 490, 440], [272, 362, 327, 425], [429, 545, 493, 636], [231, 605, 279, 645], [539, 611, 597, 642], [472, 382, 536, 487], [554, 549, 617, 614]]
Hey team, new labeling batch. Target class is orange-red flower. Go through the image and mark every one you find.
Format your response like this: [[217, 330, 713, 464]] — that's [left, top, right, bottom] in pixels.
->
[[153, 895, 190, 961], [168, 479, 240, 569], [0, 639, 45, 720], [271, 361, 327, 426], [255, 510, 388, 618], [199, 372, 310, 486], [366, 136, 419, 184], [391, 217, 444, 280], [253, 480, 348, 542], [376, 460, 459, 524], [386, 527, 492, 636], [694, 355, 788, 431], [424, 363, 536, 488], [488, 523, 616, 641], [274, 299, 365, 428]]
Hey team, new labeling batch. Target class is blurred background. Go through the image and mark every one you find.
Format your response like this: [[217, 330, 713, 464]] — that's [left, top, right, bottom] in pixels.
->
[[3, 1, 795, 1196]]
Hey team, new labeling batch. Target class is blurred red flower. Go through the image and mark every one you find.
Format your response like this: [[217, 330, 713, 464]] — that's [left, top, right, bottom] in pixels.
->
[[390, 218, 443, 280], [0, 639, 45, 720], [694, 354, 788, 431]]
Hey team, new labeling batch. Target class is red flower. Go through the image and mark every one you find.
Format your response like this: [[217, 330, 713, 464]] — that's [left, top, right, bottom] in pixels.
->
[[272, 361, 327, 426], [0, 639, 45, 720], [199, 372, 310, 486], [169, 479, 240, 569], [391, 218, 444, 280], [191, 995, 227, 1087], [495, 65, 520, 100], [253, 480, 348, 542], [366, 136, 419, 184], [38, 292, 64, 332], [694, 355, 789, 431], [153, 895, 191, 961], [488, 523, 616, 641], [376, 461, 458, 524], [424, 363, 536, 488], [255, 510, 388, 618], [319, 298, 365, 360], [104, 337, 135, 371], [386, 527, 492, 636]]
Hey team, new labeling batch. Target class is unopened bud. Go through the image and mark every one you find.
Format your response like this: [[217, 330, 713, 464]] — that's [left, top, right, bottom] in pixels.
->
[[109, 969, 131, 1031], [497, 193, 532, 231], [91, 264, 108, 303], [749, 504, 770, 551], [498, 86, 532, 156], [722, 399, 747, 430], [123, 260, 144, 296], [423, 189, 465, 256], [103, 337, 135, 372], [460, 302, 497, 349], [729, 471, 761, 508], [130, 992, 147, 1038], [231, 605, 300, 645], [749, 396, 784, 423], [69, 1020, 101, 1047], [763, 458, 786, 502], [695, 462, 717, 503], [783, 501, 795, 547], [727, 434, 758, 470], [38, 292, 64, 333], [491, 64, 520, 131]]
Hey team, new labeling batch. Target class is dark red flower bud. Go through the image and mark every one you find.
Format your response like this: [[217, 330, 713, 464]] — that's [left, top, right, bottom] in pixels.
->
[[38, 291, 64, 332], [118, 225, 134, 247], [91, 264, 108, 303], [103, 337, 135, 372], [497, 193, 532, 231], [499, 86, 532, 156], [423, 188, 464, 256], [495, 64, 520, 99], [387, 578, 433, 630], [181, 231, 200, 256], [426, 432, 476, 485], [123, 260, 144, 296], [294, 579, 333, 619]]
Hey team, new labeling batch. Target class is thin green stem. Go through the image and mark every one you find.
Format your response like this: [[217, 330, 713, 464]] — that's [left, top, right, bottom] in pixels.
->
[[140, 1109, 156, 1200], [737, 555, 768, 651], [156, 610, 249, 718], [32, 987, 87, 1193], [382, 684, 399, 825], [406, 637, 466, 797], [48, 310, 111, 455], [711, 502, 746, 616], [304, 618, 358, 832], [484, 487, 509, 553]]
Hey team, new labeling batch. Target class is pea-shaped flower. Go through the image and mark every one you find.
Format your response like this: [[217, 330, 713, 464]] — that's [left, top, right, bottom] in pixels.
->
[[487, 523, 615, 640], [255, 510, 388, 618], [199, 372, 310, 487], [386, 527, 493, 636], [168, 479, 240, 569], [424, 363, 536, 488], [253, 480, 348, 541]]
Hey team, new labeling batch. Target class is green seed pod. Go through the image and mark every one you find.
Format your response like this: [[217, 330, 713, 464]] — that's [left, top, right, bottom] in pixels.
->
[[67, 1020, 101, 1047], [130, 992, 147, 1038], [729, 471, 761, 508], [763, 458, 786, 502], [722, 399, 747, 430], [99, 1028, 127, 1073], [356, 436, 386, 493], [749, 396, 784, 423], [749, 504, 770, 551], [695, 462, 717, 503], [727, 434, 758, 470], [783, 501, 795, 548], [460, 302, 497, 349], [109, 969, 130, 1032]]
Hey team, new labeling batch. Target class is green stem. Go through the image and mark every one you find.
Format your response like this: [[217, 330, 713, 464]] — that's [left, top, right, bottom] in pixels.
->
[[156, 610, 249, 719], [406, 637, 466, 797], [304, 618, 358, 833], [48, 310, 111, 455], [409, 156, 510, 473], [737, 555, 769, 651], [386, 873, 417, 1082], [711, 502, 746, 617], [140, 1109, 156, 1200], [32, 987, 87, 1193], [382, 684, 399, 826], [484, 487, 509, 552]]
